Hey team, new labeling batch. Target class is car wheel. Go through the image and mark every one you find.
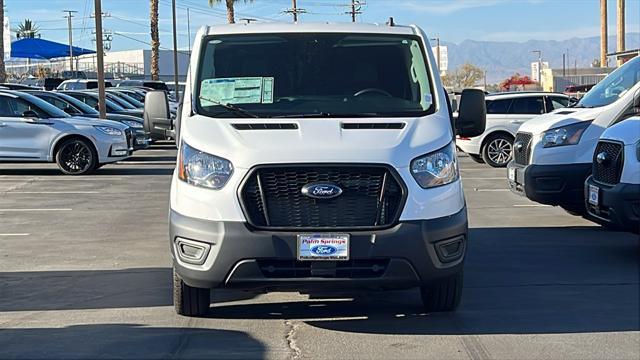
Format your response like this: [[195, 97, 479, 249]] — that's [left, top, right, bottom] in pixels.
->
[[173, 268, 210, 317], [468, 154, 485, 164], [482, 134, 514, 168], [55, 138, 98, 175], [420, 270, 463, 312]]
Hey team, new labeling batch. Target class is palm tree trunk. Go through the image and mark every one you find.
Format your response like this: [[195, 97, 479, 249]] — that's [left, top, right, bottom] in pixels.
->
[[0, 0, 6, 82], [226, 0, 235, 24], [150, 0, 160, 80]]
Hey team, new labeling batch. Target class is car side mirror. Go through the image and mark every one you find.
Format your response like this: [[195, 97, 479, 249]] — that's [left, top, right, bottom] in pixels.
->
[[144, 90, 170, 135], [456, 89, 486, 138], [21, 110, 39, 119]]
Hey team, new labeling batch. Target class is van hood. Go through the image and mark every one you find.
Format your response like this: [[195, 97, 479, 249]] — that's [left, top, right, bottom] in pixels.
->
[[517, 107, 603, 135], [601, 117, 640, 145], [182, 115, 454, 169], [59, 116, 128, 129]]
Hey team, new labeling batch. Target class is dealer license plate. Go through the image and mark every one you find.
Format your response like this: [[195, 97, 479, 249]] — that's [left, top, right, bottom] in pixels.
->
[[297, 234, 349, 261], [588, 185, 599, 206], [508, 167, 516, 182]]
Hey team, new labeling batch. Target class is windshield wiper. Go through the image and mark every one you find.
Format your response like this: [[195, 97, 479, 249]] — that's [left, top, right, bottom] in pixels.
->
[[199, 96, 259, 118], [273, 112, 380, 118]]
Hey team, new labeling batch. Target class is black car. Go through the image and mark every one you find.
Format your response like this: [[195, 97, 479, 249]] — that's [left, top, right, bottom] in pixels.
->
[[60, 91, 144, 119], [26, 90, 149, 149]]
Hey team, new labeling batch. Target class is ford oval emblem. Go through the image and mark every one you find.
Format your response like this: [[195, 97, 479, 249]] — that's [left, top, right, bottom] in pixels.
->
[[301, 182, 343, 199], [596, 152, 608, 164], [514, 141, 524, 152], [310, 245, 338, 255]]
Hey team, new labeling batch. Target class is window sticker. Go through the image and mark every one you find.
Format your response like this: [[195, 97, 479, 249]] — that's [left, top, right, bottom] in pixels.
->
[[200, 77, 274, 105]]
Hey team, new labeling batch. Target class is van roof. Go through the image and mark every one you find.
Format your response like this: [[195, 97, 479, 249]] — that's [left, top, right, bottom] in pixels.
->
[[204, 22, 418, 36]]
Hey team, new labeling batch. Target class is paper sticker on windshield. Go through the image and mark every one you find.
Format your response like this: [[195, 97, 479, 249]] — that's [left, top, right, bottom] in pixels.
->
[[200, 77, 274, 105]]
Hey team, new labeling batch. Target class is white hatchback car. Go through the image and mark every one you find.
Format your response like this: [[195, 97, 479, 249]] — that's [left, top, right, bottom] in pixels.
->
[[457, 92, 571, 167], [0, 91, 132, 175]]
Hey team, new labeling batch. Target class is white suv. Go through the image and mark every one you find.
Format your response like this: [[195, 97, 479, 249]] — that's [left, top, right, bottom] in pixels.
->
[[457, 92, 571, 167], [149, 22, 487, 317]]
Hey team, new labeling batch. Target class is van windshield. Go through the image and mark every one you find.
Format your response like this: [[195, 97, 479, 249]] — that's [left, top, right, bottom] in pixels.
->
[[196, 33, 435, 118], [577, 56, 640, 108]]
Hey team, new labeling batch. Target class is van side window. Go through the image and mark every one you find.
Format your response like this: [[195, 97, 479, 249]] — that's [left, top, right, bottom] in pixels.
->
[[510, 96, 545, 114], [486, 99, 512, 114]]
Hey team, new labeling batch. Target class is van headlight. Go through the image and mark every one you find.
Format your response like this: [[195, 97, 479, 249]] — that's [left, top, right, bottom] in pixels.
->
[[178, 142, 233, 189], [541, 121, 591, 148], [94, 125, 123, 136], [410, 142, 459, 188]]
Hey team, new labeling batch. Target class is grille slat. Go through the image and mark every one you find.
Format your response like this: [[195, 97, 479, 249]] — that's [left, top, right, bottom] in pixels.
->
[[240, 166, 404, 230], [593, 141, 624, 185], [514, 132, 533, 165]]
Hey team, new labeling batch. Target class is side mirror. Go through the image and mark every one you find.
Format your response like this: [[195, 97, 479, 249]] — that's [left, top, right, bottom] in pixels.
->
[[144, 90, 171, 138], [456, 89, 486, 138], [21, 110, 39, 119]]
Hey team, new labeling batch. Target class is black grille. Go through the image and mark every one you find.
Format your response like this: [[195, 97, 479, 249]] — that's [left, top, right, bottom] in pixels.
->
[[593, 141, 623, 185], [514, 132, 533, 165], [124, 129, 133, 149], [239, 165, 405, 230], [257, 259, 390, 278]]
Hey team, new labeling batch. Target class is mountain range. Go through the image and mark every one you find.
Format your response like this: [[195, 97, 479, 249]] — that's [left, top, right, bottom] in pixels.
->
[[443, 33, 640, 83]]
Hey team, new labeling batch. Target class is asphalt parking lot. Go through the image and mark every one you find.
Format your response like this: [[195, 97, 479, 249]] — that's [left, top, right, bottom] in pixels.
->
[[0, 143, 638, 360]]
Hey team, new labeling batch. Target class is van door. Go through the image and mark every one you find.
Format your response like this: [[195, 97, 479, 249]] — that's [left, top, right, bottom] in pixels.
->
[[0, 95, 57, 160], [507, 96, 545, 131]]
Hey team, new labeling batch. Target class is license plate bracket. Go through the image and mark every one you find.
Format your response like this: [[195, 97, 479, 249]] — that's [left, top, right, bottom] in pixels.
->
[[298, 234, 349, 261], [588, 185, 599, 206]]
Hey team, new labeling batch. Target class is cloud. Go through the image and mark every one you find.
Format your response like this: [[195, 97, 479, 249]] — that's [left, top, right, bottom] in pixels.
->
[[395, 0, 545, 15]]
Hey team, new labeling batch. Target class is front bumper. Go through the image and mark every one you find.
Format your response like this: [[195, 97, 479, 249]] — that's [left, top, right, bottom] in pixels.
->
[[133, 129, 151, 150], [170, 207, 468, 291], [507, 161, 592, 211], [585, 176, 640, 233]]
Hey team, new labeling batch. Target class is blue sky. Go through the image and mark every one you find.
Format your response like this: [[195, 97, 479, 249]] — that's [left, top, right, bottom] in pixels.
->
[[5, 0, 640, 51]]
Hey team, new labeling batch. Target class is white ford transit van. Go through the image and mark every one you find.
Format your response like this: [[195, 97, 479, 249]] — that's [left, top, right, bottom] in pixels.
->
[[149, 22, 486, 317], [508, 56, 640, 215], [585, 117, 640, 233]]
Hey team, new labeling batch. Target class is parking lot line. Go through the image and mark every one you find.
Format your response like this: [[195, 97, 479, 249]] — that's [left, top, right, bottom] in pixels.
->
[[115, 161, 176, 165], [513, 204, 552, 207], [463, 177, 505, 180], [0, 178, 124, 181], [0, 233, 29, 236], [474, 189, 509, 192], [4, 191, 100, 194], [0, 208, 72, 212]]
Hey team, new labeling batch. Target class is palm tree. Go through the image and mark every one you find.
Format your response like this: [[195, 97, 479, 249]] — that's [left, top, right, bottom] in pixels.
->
[[150, 0, 160, 80], [16, 19, 39, 39], [0, 0, 6, 83], [209, 0, 253, 24]]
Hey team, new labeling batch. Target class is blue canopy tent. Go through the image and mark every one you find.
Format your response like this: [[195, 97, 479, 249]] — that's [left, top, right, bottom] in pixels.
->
[[10, 38, 95, 59]]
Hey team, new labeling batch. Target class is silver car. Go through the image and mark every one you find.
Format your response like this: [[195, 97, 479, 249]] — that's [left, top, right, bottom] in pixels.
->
[[0, 91, 132, 175]]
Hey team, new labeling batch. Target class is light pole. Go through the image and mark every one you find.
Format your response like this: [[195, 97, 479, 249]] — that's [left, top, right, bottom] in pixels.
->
[[171, 0, 180, 101], [94, 0, 106, 119], [63, 10, 77, 76]]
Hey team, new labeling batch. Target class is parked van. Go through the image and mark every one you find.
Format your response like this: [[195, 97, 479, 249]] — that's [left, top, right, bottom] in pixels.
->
[[585, 117, 640, 233], [145, 22, 486, 316], [508, 56, 640, 215], [457, 92, 571, 167]]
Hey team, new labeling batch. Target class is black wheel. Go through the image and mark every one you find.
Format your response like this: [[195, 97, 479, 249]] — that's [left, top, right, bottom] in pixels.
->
[[55, 138, 98, 175], [420, 270, 463, 312], [482, 133, 514, 168], [468, 154, 485, 164], [173, 268, 210, 317]]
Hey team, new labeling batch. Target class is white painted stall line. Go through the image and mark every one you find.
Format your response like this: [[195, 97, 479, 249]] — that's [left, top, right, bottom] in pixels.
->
[[0, 233, 30, 236], [0, 208, 72, 212], [474, 189, 509, 192], [463, 177, 506, 180], [4, 191, 100, 194], [513, 204, 551, 207]]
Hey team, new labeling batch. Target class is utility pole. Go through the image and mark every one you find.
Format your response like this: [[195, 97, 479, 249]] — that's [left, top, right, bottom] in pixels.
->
[[94, 0, 106, 119], [63, 10, 77, 76], [172, 0, 180, 101], [347, 0, 364, 22], [600, 0, 608, 68], [617, 0, 625, 65], [187, 8, 192, 53], [285, 0, 305, 22]]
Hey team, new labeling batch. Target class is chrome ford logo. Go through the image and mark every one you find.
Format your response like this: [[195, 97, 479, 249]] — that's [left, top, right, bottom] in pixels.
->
[[596, 152, 608, 164], [311, 245, 338, 255], [301, 182, 343, 199]]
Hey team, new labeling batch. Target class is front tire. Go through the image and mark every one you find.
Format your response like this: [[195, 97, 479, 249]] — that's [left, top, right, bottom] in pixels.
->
[[420, 270, 463, 312], [173, 268, 210, 317], [55, 138, 98, 175], [482, 134, 514, 168]]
